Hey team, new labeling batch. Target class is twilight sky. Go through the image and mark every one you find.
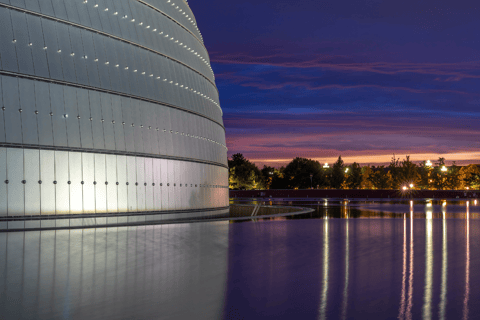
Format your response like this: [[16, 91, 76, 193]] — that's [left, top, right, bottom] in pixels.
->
[[189, 0, 480, 167]]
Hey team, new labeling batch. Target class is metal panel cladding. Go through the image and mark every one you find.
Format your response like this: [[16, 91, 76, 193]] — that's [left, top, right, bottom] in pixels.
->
[[0, 0, 228, 226]]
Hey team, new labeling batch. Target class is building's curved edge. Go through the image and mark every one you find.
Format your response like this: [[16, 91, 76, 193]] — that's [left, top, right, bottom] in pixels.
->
[[0, 206, 230, 232], [0, 206, 316, 232]]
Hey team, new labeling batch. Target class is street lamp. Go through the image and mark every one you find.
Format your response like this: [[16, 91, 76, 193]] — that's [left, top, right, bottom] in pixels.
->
[[402, 186, 408, 191], [409, 183, 414, 189], [441, 166, 447, 172], [345, 168, 349, 173], [323, 163, 330, 169], [426, 160, 432, 167], [310, 174, 313, 189]]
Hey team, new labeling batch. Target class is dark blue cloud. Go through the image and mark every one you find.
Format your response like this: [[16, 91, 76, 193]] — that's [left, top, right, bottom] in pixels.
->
[[189, 0, 480, 166]]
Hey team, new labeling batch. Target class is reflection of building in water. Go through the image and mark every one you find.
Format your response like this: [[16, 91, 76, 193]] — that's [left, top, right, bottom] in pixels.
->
[[0, 224, 229, 319], [0, 0, 228, 230]]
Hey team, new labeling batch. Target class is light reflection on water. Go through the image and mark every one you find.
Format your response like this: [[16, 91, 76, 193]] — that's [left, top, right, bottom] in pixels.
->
[[1, 202, 479, 320]]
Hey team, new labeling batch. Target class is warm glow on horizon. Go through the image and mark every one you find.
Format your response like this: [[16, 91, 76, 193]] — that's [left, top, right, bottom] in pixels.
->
[[248, 152, 480, 168]]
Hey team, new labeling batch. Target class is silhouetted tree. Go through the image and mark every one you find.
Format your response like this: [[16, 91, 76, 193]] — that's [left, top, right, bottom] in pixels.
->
[[228, 153, 262, 190], [330, 156, 345, 189], [368, 166, 391, 189], [282, 157, 325, 189], [345, 162, 362, 189]]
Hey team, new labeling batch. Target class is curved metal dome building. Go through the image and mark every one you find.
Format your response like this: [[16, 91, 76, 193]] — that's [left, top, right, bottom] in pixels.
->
[[0, 0, 228, 230]]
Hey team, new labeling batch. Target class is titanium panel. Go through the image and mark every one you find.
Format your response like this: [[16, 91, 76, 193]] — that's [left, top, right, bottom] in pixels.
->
[[169, 109, 179, 157], [176, 161, 184, 210], [139, 103, 152, 155], [68, 26, 89, 86], [116, 0, 137, 43], [54, 151, 69, 215], [166, 160, 175, 210], [40, 150, 55, 215], [63, 0, 81, 24], [184, 162, 192, 209], [41, 19, 64, 81], [112, 36, 131, 94], [55, 22, 76, 83], [89, 90, 105, 150], [63, 86, 81, 148], [38, 0, 55, 16], [0, 79, 3, 143], [121, 98, 135, 152], [49, 83, 68, 147], [145, 158, 153, 211], [106, 154, 118, 213], [141, 51, 156, 100], [159, 159, 168, 210], [7, 148, 24, 216], [123, 45, 141, 97], [127, 1, 147, 46], [153, 158, 161, 211], [154, 105, 165, 155], [0, 149, 6, 216], [104, 0, 123, 38], [86, 0, 104, 32], [126, 156, 137, 212], [132, 100, 144, 153], [146, 103, 159, 155], [10, 10, 34, 75], [136, 6, 154, 48], [136, 157, 146, 211], [94, 153, 107, 213], [80, 30, 101, 88], [132, 47, 148, 98], [0, 8, 18, 73], [116, 155, 128, 213], [34, 81, 53, 146], [92, 34, 112, 90], [95, 0, 113, 35], [68, 152, 83, 215], [82, 152, 95, 214], [100, 93, 115, 150], [25, 14, 50, 78], [103, 37, 122, 92], [76, 88, 94, 149], [18, 78, 39, 145], [2, 76, 22, 144], [50, 0, 68, 20], [111, 95, 125, 151], [73, 0, 91, 26]]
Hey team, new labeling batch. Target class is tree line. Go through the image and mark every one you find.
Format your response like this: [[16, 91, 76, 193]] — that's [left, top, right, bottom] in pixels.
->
[[228, 153, 480, 191]]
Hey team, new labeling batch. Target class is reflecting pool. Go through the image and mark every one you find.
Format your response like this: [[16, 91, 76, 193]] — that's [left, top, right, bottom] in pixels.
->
[[1, 201, 479, 319]]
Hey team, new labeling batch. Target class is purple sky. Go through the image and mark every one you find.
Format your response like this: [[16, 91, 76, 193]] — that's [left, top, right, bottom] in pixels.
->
[[189, 0, 480, 167]]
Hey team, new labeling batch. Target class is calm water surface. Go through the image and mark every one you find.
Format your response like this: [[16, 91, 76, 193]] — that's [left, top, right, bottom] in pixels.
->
[[1, 201, 479, 319]]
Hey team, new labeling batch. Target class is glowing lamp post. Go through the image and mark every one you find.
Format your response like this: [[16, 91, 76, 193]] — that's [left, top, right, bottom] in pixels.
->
[[426, 160, 432, 167], [441, 166, 448, 172], [323, 163, 330, 169]]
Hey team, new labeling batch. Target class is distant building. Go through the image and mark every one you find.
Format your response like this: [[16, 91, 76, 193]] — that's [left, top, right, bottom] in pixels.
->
[[0, 0, 228, 229]]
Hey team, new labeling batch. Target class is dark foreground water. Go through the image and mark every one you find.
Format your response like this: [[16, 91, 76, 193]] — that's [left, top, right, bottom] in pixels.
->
[[1, 201, 479, 319]]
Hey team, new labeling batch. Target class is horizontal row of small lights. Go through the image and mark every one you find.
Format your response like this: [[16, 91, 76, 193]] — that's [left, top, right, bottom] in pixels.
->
[[167, 0, 204, 42], [0, 106, 227, 150], [83, 0, 213, 77], [10, 38, 220, 111], [3, 180, 227, 188]]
